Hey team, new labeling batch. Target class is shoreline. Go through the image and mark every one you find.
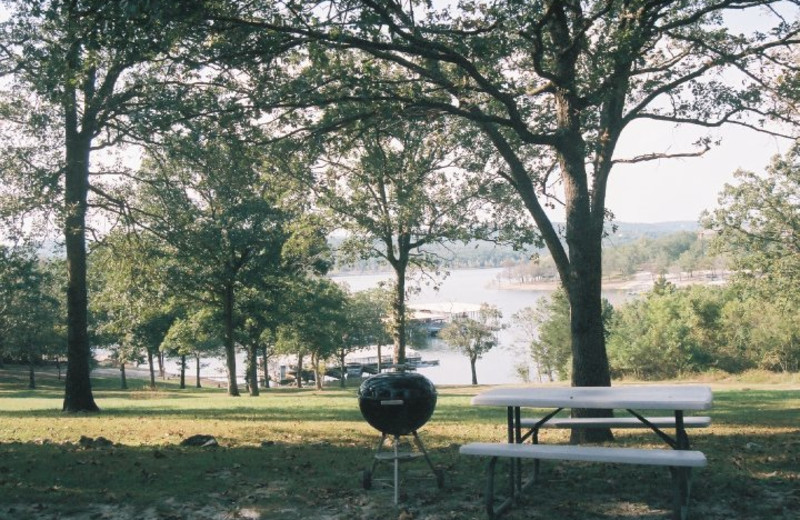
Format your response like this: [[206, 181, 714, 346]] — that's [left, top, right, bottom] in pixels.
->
[[493, 270, 730, 293], [331, 267, 730, 294]]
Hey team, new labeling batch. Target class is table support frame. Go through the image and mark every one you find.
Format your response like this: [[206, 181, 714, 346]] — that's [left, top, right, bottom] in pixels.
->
[[485, 405, 697, 520]]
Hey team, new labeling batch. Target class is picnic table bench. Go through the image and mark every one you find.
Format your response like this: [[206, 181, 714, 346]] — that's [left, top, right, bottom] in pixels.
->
[[459, 385, 713, 520]]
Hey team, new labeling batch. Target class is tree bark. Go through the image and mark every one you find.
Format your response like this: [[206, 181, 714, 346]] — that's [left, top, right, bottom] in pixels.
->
[[313, 353, 323, 390], [557, 119, 614, 443], [338, 350, 346, 388], [390, 248, 409, 366], [261, 345, 270, 389], [120, 363, 127, 390], [61, 67, 98, 412], [195, 352, 202, 388], [470, 355, 478, 385], [247, 343, 259, 396], [179, 354, 186, 389], [147, 350, 156, 389], [483, 123, 613, 428], [223, 283, 240, 396], [296, 353, 304, 388], [158, 352, 165, 380]]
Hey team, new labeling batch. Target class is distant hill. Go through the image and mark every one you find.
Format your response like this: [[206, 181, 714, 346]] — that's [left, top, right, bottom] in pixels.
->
[[329, 221, 701, 273], [607, 221, 699, 238], [603, 221, 699, 247]]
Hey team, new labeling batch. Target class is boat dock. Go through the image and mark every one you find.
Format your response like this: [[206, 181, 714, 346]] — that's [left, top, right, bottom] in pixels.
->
[[408, 302, 483, 336], [346, 353, 439, 377]]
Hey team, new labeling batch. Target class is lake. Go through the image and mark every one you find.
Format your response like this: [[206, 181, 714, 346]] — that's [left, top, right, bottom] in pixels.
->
[[332, 268, 554, 385]]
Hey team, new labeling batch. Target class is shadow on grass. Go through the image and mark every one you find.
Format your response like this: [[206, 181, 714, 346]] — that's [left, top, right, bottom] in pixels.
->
[[0, 440, 379, 508], [0, 401, 502, 426], [0, 438, 471, 519], [0, 428, 797, 519]]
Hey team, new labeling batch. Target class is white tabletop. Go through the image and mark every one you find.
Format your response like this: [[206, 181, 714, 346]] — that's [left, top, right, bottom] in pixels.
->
[[471, 385, 713, 411]]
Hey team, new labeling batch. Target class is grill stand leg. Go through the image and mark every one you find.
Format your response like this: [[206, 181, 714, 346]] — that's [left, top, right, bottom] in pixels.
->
[[411, 431, 439, 479], [364, 431, 444, 504]]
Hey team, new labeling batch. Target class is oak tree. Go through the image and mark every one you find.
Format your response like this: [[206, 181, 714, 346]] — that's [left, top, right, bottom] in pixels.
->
[[126, 124, 325, 396], [315, 117, 509, 365], [0, 0, 205, 411], [438, 303, 504, 385], [212, 1, 799, 439]]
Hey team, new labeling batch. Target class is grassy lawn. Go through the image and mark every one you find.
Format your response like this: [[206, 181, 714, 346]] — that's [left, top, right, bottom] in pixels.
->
[[1, 368, 798, 519]]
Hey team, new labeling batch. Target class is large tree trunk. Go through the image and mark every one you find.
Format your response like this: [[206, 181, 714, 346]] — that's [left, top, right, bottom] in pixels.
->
[[223, 283, 240, 396], [485, 122, 614, 420], [247, 343, 259, 396], [195, 352, 202, 388], [562, 165, 610, 390], [179, 354, 186, 389], [61, 73, 98, 412], [558, 118, 614, 443], [120, 363, 127, 390], [390, 257, 408, 366], [147, 350, 156, 389]]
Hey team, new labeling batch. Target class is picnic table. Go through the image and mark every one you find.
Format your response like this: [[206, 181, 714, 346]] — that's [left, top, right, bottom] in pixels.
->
[[460, 384, 713, 520]]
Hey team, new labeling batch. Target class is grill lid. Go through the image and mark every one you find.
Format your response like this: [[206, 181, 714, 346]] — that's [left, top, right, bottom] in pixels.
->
[[358, 371, 437, 435]]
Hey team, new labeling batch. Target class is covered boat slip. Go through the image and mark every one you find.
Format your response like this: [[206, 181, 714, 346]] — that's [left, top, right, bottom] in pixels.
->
[[460, 385, 713, 520]]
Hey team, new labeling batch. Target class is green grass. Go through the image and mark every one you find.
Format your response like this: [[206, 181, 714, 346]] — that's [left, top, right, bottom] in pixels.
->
[[1, 367, 798, 519]]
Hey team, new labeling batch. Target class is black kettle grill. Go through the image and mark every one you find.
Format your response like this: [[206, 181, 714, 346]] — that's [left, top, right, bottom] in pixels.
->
[[357, 371, 444, 502]]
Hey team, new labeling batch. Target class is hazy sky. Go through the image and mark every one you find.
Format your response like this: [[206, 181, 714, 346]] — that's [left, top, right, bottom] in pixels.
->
[[604, 121, 791, 223]]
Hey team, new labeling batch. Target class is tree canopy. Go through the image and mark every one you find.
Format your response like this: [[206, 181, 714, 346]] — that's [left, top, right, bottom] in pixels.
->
[[438, 303, 504, 385], [703, 145, 800, 302], [314, 116, 511, 364], [0, 0, 209, 411], [120, 121, 329, 396]]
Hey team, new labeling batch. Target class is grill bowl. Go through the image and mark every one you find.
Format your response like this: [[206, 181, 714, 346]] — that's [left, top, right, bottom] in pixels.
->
[[358, 371, 437, 436]]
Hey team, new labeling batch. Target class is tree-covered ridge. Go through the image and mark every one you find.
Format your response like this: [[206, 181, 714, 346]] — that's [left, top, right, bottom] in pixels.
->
[[500, 227, 719, 286], [331, 221, 703, 273]]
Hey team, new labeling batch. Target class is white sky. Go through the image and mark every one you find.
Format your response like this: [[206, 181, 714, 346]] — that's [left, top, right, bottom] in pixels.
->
[[604, 121, 791, 223]]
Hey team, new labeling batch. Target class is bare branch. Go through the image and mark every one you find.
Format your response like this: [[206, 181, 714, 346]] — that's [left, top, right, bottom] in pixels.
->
[[613, 143, 711, 165]]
